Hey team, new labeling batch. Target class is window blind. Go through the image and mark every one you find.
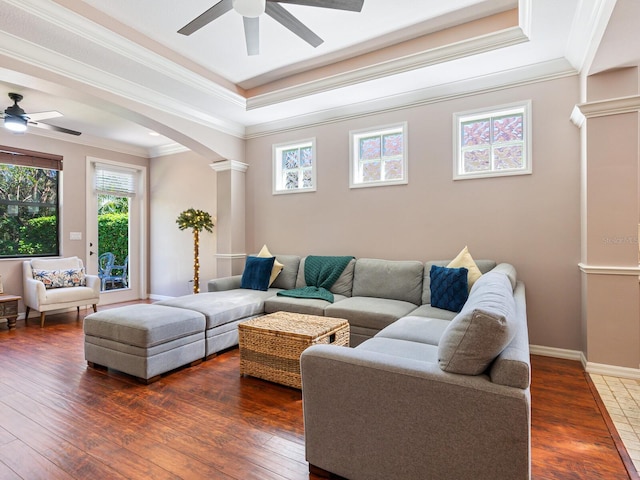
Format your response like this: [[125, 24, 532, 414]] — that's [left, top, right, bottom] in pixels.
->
[[94, 164, 137, 197]]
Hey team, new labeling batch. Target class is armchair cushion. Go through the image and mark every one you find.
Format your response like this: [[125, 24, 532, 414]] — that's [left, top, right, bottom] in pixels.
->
[[32, 268, 86, 289]]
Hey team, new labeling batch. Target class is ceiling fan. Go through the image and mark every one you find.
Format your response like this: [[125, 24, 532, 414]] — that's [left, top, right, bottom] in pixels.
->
[[178, 0, 364, 55], [2, 93, 81, 136]]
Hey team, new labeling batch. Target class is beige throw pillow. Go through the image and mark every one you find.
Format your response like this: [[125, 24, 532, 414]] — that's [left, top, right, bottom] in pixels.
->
[[257, 244, 284, 286], [447, 246, 482, 288]]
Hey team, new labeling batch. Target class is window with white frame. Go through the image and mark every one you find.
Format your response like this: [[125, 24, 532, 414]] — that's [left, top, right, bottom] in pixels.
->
[[272, 138, 316, 194], [350, 122, 408, 188], [454, 101, 531, 180]]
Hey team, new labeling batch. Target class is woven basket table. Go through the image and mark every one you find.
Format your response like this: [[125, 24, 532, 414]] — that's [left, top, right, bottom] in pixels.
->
[[238, 311, 350, 389]]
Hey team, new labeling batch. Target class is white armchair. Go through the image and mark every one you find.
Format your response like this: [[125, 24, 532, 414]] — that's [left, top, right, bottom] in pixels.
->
[[23, 257, 100, 327]]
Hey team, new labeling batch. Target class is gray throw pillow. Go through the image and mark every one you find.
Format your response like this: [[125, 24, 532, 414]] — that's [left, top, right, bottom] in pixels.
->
[[438, 272, 516, 375]]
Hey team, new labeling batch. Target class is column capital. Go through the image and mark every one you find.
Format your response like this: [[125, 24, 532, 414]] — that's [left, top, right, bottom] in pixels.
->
[[210, 160, 249, 173]]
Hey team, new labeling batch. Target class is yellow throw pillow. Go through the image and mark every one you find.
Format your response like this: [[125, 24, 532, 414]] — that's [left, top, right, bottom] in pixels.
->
[[257, 244, 284, 286], [447, 246, 482, 288]]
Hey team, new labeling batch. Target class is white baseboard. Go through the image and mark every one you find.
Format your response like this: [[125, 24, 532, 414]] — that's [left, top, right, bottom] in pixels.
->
[[148, 294, 174, 301], [584, 361, 640, 380], [529, 344, 583, 361]]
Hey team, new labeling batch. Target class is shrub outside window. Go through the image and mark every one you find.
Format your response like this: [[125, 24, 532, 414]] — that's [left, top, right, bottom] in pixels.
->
[[454, 101, 532, 180], [350, 122, 408, 188], [272, 138, 316, 194], [0, 150, 61, 258]]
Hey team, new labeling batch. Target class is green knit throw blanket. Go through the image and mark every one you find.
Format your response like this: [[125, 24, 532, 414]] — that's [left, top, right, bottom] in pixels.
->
[[277, 255, 354, 303]]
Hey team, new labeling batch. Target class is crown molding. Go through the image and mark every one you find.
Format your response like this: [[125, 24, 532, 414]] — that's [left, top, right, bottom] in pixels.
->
[[576, 95, 640, 120], [246, 26, 529, 110], [210, 160, 249, 173], [148, 143, 190, 158], [245, 58, 577, 138], [5, 0, 246, 109]]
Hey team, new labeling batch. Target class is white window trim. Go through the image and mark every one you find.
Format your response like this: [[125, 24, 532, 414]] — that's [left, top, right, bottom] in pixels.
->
[[272, 138, 317, 195], [453, 100, 532, 180], [349, 122, 408, 189]]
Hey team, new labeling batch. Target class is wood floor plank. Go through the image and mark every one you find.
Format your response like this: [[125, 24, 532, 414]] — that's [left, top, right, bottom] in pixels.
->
[[0, 305, 635, 479]]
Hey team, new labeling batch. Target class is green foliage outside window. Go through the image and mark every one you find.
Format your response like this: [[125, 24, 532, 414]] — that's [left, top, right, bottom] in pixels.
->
[[98, 212, 129, 265]]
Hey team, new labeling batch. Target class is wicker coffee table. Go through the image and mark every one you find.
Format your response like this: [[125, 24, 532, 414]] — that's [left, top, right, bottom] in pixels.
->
[[238, 311, 350, 389]]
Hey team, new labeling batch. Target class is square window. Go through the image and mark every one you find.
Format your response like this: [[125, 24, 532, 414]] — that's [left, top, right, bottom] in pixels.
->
[[350, 122, 408, 188], [273, 138, 316, 194], [454, 101, 531, 180]]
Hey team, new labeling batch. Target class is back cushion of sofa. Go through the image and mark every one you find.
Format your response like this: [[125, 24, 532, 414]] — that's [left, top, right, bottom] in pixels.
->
[[31, 256, 82, 271], [422, 259, 497, 305], [352, 258, 423, 305], [270, 255, 301, 290], [295, 257, 355, 297]]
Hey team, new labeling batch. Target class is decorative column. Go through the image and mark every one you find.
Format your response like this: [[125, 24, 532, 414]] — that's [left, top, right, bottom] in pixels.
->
[[574, 67, 640, 373], [210, 160, 248, 278]]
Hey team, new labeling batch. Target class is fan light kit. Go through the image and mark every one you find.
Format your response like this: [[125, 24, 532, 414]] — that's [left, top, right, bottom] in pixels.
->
[[179, 0, 364, 56], [2, 92, 81, 136]]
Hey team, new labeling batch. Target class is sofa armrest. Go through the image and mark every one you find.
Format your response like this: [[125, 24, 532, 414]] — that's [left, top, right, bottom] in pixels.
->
[[23, 277, 47, 309], [208, 275, 242, 292], [85, 274, 101, 296], [301, 345, 531, 480]]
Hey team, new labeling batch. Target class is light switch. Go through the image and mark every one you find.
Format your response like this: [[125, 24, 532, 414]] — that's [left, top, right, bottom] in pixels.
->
[[70, 232, 82, 240]]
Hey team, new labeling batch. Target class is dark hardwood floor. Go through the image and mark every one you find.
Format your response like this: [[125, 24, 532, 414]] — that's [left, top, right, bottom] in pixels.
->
[[0, 303, 636, 479]]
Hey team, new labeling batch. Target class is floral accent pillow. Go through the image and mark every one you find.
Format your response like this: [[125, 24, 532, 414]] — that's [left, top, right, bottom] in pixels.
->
[[32, 268, 86, 289]]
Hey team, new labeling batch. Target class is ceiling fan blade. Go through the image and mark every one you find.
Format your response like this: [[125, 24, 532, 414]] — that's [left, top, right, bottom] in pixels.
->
[[27, 110, 63, 122], [265, 2, 323, 48], [243, 17, 260, 56], [178, 0, 233, 36], [29, 121, 81, 136], [269, 0, 364, 12]]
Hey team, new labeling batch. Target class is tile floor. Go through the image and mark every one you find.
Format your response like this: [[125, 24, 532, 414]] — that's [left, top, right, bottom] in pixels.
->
[[590, 374, 640, 472]]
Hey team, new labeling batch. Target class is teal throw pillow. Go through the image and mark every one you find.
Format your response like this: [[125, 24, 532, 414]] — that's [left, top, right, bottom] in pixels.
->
[[430, 265, 469, 312], [241, 256, 276, 291]]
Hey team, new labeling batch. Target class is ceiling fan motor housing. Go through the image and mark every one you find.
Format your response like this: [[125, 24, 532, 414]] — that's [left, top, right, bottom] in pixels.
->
[[233, 0, 265, 17]]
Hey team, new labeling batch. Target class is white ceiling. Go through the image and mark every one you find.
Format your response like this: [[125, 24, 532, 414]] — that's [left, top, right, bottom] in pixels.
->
[[0, 0, 630, 157]]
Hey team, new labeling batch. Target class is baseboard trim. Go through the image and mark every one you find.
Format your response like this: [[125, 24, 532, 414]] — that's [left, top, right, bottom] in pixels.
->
[[584, 361, 640, 380], [148, 294, 174, 301], [529, 344, 583, 361]]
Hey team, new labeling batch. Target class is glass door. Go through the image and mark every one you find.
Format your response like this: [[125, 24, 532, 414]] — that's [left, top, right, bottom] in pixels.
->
[[86, 158, 146, 304]]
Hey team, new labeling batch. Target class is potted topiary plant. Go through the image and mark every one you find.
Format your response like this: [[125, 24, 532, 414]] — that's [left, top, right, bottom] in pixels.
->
[[176, 208, 214, 294]]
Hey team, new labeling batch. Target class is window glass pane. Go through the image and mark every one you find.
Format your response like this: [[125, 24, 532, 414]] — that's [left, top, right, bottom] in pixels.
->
[[492, 114, 523, 143], [463, 149, 491, 173], [285, 171, 299, 189], [494, 145, 524, 169], [360, 136, 381, 160], [384, 159, 403, 180], [382, 133, 403, 156], [300, 147, 313, 167], [462, 120, 490, 146], [284, 149, 299, 169], [362, 161, 381, 182], [302, 168, 313, 188], [0, 164, 59, 257]]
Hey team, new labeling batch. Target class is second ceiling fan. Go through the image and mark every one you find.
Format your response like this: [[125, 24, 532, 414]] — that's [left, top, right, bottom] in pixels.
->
[[178, 0, 364, 56]]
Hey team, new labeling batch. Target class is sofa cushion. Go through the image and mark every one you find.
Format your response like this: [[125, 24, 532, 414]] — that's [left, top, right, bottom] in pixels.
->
[[33, 268, 86, 289], [438, 272, 516, 375], [447, 246, 483, 288], [270, 255, 301, 290], [156, 290, 276, 329], [429, 265, 468, 312], [241, 256, 275, 291], [295, 257, 356, 297], [31, 256, 82, 271], [423, 259, 496, 305], [257, 244, 284, 286], [325, 296, 418, 331], [375, 316, 451, 346], [352, 258, 423, 304], [264, 294, 347, 316], [356, 337, 440, 363]]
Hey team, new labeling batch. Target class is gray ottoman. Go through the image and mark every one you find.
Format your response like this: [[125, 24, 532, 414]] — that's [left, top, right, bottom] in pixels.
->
[[84, 304, 206, 383]]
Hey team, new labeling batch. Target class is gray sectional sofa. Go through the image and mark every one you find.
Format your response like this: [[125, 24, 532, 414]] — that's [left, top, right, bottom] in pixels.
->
[[205, 254, 530, 480]]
